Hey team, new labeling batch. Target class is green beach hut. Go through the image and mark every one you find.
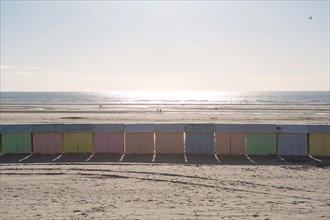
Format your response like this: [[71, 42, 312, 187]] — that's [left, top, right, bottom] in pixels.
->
[[1, 124, 33, 154], [246, 124, 277, 155]]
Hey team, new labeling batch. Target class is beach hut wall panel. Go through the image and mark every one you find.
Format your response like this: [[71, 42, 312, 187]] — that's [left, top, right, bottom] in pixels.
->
[[277, 125, 308, 156], [93, 124, 125, 153], [62, 124, 93, 153], [185, 124, 215, 154], [155, 124, 184, 154], [125, 124, 154, 133], [1, 125, 33, 154], [215, 133, 246, 155], [0, 125, 2, 154], [125, 124, 154, 154], [185, 133, 215, 154], [230, 133, 246, 155], [247, 134, 277, 155], [63, 124, 94, 133], [215, 124, 246, 133], [32, 124, 64, 133], [125, 133, 154, 154], [246, 124, 277, 133], [307, 125, 330, 134], [307, 125, 330, 156], [32, 124, 63, 154], [33, 133, 62, 154], [93, 133, 124, 153], [246, 124, 277, 155], [215, 133, 231, 155], [155, 133, 184, 154], [93, 124, 125, 132], [215, 124, 246, 155], [309, 134, 330, 156], [2, 134, 32, 154], [278, 134, 307, 156], [154, 124, 185, 133], [184, 124, 215, 133], [2, 124, 33, 134], [63, 133, 93, 153]]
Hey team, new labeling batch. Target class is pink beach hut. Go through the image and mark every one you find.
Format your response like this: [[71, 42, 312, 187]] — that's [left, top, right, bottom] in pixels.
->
[[93, 124, 125, 153], [125, 124, 154, 154], [32, 124, 63, 154], [155, 124, 184, 154], [215, 124, 246, 155]]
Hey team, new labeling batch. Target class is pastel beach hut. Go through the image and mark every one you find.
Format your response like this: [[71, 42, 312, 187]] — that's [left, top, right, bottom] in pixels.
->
[[32, 124, 63, 154], [62, 124, 93, 153], [185, 124, 215, 154], [307, 125, 330, 156], [155, 124, 184, 154], [1, 124, 33, 154], [93, 124, 125, 153], [125, 124, 154, 154], [277, 125, 308, 156], [215, 124, 246, 155], [246, 124, 277, 155], [0, 125, 3, 154]]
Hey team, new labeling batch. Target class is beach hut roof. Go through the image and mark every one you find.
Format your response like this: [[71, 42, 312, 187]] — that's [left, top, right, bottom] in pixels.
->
[[93, 124, 125, 132], [307, 125, 330, 134], [2, 124, 33, 134], [276, 125, 308, 134], [215, 124, 246, 133], [184, 124, 215, 133], [32, 124, 64, 133], [63, 124, 94, 132], [154, 124, 184, 132], [246, 124, 277, 133], [125, 124, 154, 132]]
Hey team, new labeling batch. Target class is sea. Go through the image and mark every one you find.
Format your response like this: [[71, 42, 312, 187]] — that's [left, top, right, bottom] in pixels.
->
[[1, 91, 329, 105]]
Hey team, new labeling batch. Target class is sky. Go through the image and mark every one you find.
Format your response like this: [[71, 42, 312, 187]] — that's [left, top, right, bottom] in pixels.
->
[[0, 1, 329, 91]]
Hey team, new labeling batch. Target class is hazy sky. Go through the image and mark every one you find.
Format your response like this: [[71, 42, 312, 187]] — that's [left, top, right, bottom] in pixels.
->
[[1, 1, 329, 91]]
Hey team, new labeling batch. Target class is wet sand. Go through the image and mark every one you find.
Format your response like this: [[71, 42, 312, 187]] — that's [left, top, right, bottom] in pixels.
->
[[0, 103, 329, 124]]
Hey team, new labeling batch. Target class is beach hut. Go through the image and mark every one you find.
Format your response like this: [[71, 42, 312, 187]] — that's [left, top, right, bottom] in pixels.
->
[[277, 125, 308, 156], [93, 124, 125, 153], [32, 124, 63, 154], [246, 124, 277, 155], [125, 124, 154, 154], [0, 125, 3, 154], [155, 124, 184, 154], [307, 125, 330, 156], [63, 124, 93, 153], [215, 124, 246, 155], [1, 124, 33, 154], [185, 124, 215, 154]]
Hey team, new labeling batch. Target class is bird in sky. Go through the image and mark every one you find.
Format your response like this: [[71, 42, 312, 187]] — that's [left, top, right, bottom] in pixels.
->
[[308, 16, 312, 20]]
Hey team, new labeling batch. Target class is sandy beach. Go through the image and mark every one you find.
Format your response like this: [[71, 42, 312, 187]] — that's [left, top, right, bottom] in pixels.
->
[[1, 160, 329, 220]]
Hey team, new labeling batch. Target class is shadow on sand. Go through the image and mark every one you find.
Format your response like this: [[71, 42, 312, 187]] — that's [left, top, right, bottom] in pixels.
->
[[0, 153, 329, 166]]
